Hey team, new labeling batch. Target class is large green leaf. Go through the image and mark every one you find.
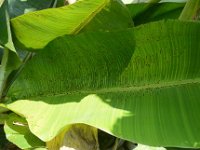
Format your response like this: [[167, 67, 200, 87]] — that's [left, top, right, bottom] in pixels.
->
[[5, 20, 200, 148], [11, 0, 133, 50], [127, 2, 184, 25], [4, 113, 45, 149]]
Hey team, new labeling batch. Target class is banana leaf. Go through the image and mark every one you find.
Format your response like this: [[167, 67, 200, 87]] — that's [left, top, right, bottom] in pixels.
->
[[11, 0, 133, 50], [4, 20, 200, 148]]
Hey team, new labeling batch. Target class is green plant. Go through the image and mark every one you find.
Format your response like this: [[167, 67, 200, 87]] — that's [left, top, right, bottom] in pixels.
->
[[0, 0, 200, 149]]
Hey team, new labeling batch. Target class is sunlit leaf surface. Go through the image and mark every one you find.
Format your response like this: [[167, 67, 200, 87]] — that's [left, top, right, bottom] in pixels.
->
[[11, 0, 133, 50], [4, 114, 45, 149], [5, 20, 200, 148]]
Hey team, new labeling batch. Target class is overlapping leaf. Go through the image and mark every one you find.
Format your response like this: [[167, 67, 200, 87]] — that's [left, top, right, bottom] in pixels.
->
[[4, 113, 45, 149], [0, 1, 21, 98], [5, 20, 200, 148], [11, 0, 133, 50], [0, 1, 16, 52], [127, 2, 184, 25]]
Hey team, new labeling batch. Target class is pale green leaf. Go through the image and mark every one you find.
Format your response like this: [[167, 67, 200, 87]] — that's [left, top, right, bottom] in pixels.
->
[[0, 0, 4, 7], [11, 0, 133, 50], [5, 20, 200, 148], [4, 113, 45, 149], [135, 144, 166, 150]]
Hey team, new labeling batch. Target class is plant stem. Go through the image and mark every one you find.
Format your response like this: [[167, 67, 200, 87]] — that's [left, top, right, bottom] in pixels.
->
[[112, 138, 119, 150], [179, 0, 200, 20]]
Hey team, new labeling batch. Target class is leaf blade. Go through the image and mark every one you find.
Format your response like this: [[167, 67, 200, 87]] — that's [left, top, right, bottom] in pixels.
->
[[11, 0, 133, 50], [4, 113, 45, 149], [6, 20, 200, 148]]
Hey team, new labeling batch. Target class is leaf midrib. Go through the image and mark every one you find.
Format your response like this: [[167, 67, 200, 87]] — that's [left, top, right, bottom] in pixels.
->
[[11, 0, 110, 35], [71, 0, 110, 34], [17, 78, 200, 99]]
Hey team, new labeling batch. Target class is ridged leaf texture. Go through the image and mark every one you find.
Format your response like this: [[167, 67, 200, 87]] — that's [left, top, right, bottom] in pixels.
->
[[5, 20, 200, 148], [11, 0, 133, 50]]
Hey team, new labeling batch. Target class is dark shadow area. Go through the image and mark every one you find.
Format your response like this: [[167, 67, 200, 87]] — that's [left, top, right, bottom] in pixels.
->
[[0, 47, 3, 64], [0, 125, 20, 150], [8, 0, 55, 18], [98, 129, 137, 150], [127, 2, 185, 26]]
